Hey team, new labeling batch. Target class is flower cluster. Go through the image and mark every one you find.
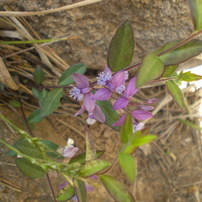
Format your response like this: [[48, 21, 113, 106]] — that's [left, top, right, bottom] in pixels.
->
[[69, 66, 157, 130]]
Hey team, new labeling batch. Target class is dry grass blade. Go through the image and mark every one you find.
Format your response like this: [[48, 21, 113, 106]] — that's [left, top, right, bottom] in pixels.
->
[[0, 57, 18, 90], [0, 30, 22, 39], [0, 0, 103, 17]]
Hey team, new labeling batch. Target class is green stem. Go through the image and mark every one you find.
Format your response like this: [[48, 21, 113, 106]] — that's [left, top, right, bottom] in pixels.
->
[[0, 139, 33, 160], [0, 112, 30, 138]]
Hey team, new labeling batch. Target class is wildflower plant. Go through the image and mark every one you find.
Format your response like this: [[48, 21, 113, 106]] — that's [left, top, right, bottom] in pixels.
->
[[1, 1, 202, 201]]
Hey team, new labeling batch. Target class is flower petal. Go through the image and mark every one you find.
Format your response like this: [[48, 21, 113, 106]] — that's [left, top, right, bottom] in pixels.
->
[[84, 92, 96, 113], [85, 183, 94, 192], [62, 145, 79, 158], [93, 88, 112, 100], [140, 105, 154, 111], [59, 182, 68, 189], [73, 73, 89, 88], [104, 65, 112, 74], [146, 98, 158, 104], [75, 104, 86, 116], [125, 77, 138, 96], [112, 114, 126, 126], [131, 110, 153, 120], [111, 71, 126, 88], [92, 105, 105, 122], [113, 97, 129, 110]]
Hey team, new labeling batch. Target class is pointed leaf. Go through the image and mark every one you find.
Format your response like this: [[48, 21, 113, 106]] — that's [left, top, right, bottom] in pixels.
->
[[57, 185, 75, 201], [156, 39, 202, 66], [178, 71, 202, 81], [34, 67, 45, 85], [107, 20, 134, 72], [80, 159, 110, 177], [8, 137, 24, 157], [40, 140, 60, 158], [32, 88, 40, 99], [123, 134, 156, 154], [96, 100, 120, 131], [178, 119, 202, 130], [162, 65, 178, 77], [100, 175, 135, 202], [16, 138, 42, 158], [74, 180, 87, 202], [40, 88, 64, 117], [166, 80, 185, 110], [120, 113, 133, 144], [85, 131, 96, 161], [188, 0, 202, 30], [58, 63, 86, 86], [136, 53, 164, 87], [16, 158, 45, 178], [118, 153, 136, 183], [69, 151, 104, 165], [39, 89, 48, 106], [27, 109, 43, 123]]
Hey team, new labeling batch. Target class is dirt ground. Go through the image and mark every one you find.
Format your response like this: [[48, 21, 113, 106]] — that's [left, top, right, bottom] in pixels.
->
[[1, 84, 202, 202]]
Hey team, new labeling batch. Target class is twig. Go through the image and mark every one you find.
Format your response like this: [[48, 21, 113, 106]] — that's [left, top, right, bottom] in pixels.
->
[[0, 0, 103, 17]]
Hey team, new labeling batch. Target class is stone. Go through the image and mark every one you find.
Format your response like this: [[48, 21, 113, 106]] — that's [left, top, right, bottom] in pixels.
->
[[0, 0, 193, 70]]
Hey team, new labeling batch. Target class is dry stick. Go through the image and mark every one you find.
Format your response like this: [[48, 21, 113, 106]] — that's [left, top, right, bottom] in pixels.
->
[[0, 0, 103, 17]]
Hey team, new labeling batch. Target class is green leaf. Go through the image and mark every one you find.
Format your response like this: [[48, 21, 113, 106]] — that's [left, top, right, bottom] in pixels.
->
[[136, 53, 164, 87], [9, 100, 20, 108], [118, 153, 136, 183], [27, 109, 43, 123], [39, 89, 48, 106], [166, 80, 185, 110], [120, 113, 133, 144], [34, 67, 45, 85], [40, 88, 64, 117], [74, 180, 87, 202], [8, 137, 24, 156], [178, 119, 202, 130], [123, 132, 156, 154], [96, 100, 120, 130], [156, 39, 202, 66], [57, 185, 75, 201], [16, 138, 42, 158], [100, 175, 135, 202], [40, 140, 60, 158], [178, 71, 202, 82], [107, 20, 134, 72], [162, 65, 178, 77], [32, 88, 41, 99], [69, 151, 104, 165], [80, 159, 111, 177], [58, 63, 86, 86], [188, 0, 202, 30], [16, 158, 45, 178]]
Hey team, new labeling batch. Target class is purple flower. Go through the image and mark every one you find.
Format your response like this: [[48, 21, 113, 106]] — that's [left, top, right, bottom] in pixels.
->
[[63, 145, 78, 158], [113, 77, 138, 110], [70, 73, 105, 124], [96, 66, 112, 86], [59, 180, 94, 202], [75, 92, 105, 124], [133, 122, 145, 133], [112, 110, 153, 127], [61, 138, 78, 158], [69, 73, 91, 101], [146, 98, 158, 104], [94, 68, 128, 101]]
